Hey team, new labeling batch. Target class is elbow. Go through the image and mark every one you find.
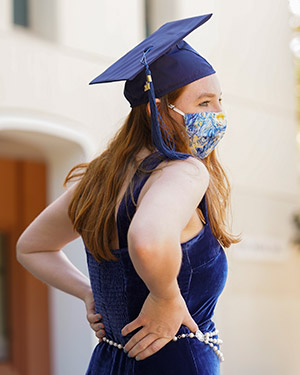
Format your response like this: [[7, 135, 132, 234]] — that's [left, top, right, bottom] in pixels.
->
[[16, 235, 28, 264], [16, 238, 23, 264], [128, 226, 179, 260], [128, 225, 158, 253], [127, 227, 182, 281], [128, 229, 149, 256], [128, 236, 156, 258]]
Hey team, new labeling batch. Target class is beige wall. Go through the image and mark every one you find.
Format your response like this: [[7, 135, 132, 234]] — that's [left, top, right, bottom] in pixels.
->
[[212, 2, 299, 374], [0, 0, 299, 374], [181, 1, 299, 374], [57, 0, 145, 58]]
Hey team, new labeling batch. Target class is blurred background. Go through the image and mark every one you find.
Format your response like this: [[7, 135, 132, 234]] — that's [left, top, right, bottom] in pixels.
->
[[0, 0, 299, 374]]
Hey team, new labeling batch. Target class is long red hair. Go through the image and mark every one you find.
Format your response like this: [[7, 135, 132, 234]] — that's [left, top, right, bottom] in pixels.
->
[[65, 87, 240, 262]]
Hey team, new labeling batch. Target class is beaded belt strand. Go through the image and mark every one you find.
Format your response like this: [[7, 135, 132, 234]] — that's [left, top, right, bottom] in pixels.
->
[[173, 329, 224, 362], [102, 328, 224, 362]]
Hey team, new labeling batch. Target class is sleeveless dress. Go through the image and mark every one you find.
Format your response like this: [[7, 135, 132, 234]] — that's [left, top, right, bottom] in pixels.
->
[[85, 153, 228, 375]]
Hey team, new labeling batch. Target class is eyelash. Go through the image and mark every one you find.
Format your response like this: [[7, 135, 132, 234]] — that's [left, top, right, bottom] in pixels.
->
[[200, 98, 222, 106]]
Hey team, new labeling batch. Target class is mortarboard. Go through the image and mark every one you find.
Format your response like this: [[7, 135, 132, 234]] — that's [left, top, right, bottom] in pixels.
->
[[90, 14, 216, 159]]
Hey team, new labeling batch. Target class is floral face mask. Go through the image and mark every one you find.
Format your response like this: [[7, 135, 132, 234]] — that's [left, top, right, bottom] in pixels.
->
[[168, 104, 227, 159]]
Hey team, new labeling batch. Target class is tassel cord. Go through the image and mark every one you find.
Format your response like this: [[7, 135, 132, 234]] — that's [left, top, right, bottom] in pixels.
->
[[140, 50, 191, 161]]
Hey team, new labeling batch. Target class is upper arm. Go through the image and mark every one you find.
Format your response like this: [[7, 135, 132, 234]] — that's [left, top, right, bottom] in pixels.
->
[[128, 157, 209, 245], [17, 184, 80, 255]]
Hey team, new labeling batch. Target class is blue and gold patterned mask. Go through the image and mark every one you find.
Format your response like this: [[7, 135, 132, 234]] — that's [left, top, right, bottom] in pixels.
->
[[168, 104, 227, 159]]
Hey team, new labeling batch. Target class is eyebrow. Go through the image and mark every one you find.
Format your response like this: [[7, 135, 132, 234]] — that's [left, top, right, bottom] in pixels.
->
[[197, 92, 222, 99]]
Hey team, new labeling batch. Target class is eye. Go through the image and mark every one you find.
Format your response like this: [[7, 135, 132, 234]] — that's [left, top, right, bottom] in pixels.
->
[[200, 101, 210, 106], [219, 98, 223, 103]]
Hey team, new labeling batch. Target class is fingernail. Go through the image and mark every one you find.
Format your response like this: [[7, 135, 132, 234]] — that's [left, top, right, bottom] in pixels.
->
[[97, 315, 102, 320], [127, 353, 131, 358], [135, 356, 140, 361], [123, 348, 127, 354]]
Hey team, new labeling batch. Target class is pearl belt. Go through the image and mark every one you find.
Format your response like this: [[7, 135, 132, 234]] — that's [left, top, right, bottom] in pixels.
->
[[102, 328, 224, 362]]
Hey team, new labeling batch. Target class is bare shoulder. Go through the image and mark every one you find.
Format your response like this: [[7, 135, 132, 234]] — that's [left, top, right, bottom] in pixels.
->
[[132, 156, 209, 239], [155, 156, 209, 186], [138, 156, 209, 207], [168, 156, 208, 176]]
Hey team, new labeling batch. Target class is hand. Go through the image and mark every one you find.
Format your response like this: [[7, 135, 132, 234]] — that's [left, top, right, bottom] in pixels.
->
[[121, 292, 197, 360], [84, 290, 106, 341]]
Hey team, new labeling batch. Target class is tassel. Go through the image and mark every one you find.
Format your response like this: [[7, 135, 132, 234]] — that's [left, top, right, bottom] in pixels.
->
[[140, 50, 191, 160]]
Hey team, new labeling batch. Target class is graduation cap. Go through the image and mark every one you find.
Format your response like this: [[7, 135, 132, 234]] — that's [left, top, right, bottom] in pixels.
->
[[90, 14, 216, 160]]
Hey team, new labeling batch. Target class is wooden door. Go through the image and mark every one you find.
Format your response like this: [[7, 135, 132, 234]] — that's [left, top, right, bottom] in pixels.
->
[[0, 158, 50, 375]]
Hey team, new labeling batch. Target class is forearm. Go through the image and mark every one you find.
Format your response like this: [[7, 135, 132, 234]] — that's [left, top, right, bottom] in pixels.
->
[[17, 250, 92, 302], [128, 235, 182, 299]]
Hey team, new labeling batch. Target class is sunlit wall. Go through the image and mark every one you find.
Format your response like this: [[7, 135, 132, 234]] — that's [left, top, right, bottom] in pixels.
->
[[0, 0, 299, 374]]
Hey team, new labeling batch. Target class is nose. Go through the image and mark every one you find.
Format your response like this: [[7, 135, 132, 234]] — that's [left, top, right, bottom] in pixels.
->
[[212, 102, 223, 113]]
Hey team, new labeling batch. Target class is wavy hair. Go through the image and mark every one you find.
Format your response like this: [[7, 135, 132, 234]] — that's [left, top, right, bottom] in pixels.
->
[[65, 87, 240, 262]]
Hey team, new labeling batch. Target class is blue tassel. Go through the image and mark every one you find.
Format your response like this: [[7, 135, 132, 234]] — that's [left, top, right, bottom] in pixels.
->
[[140, 50, 191, 160]]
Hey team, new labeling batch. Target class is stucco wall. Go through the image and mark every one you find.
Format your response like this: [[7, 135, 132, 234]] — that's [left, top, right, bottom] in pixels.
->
[[0, 0, 299, 374]]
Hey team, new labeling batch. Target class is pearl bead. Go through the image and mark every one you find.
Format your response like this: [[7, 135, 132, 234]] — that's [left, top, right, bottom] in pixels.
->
[[195, 330, 204, 342], [109, 340, 113, 345], [181, 334, 186, 338], [173, 336, 178, 342], [189, 333, 195, 338], [117, 344, 122, 349]]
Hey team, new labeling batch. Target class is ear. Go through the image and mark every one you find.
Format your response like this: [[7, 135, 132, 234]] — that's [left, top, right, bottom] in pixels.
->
[[146, 98, 161, 116]]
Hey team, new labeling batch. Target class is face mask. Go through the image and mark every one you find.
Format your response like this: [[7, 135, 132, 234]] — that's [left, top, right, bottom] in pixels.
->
[[168, 104, 227, 159]]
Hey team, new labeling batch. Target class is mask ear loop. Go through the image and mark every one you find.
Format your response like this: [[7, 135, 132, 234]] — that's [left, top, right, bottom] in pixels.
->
[[140, 50, 190, 160], [168, 104, 186, 117]]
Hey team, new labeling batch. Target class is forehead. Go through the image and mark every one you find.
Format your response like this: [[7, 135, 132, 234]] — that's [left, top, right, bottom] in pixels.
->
[[180, 73, 221, 99]]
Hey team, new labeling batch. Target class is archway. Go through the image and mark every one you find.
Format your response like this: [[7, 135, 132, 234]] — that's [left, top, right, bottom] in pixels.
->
[[0, 117, 96, 375]]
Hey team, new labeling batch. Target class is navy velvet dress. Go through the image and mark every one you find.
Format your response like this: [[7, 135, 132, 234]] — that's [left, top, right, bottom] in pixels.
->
[[85, 153, 228, 375]]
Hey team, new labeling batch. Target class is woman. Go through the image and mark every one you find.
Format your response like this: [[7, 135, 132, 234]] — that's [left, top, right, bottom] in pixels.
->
[[17, 14, 239, 375]]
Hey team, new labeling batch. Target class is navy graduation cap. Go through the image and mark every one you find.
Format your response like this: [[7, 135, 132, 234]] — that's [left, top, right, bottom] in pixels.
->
[[90, 14, 216, 160]]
